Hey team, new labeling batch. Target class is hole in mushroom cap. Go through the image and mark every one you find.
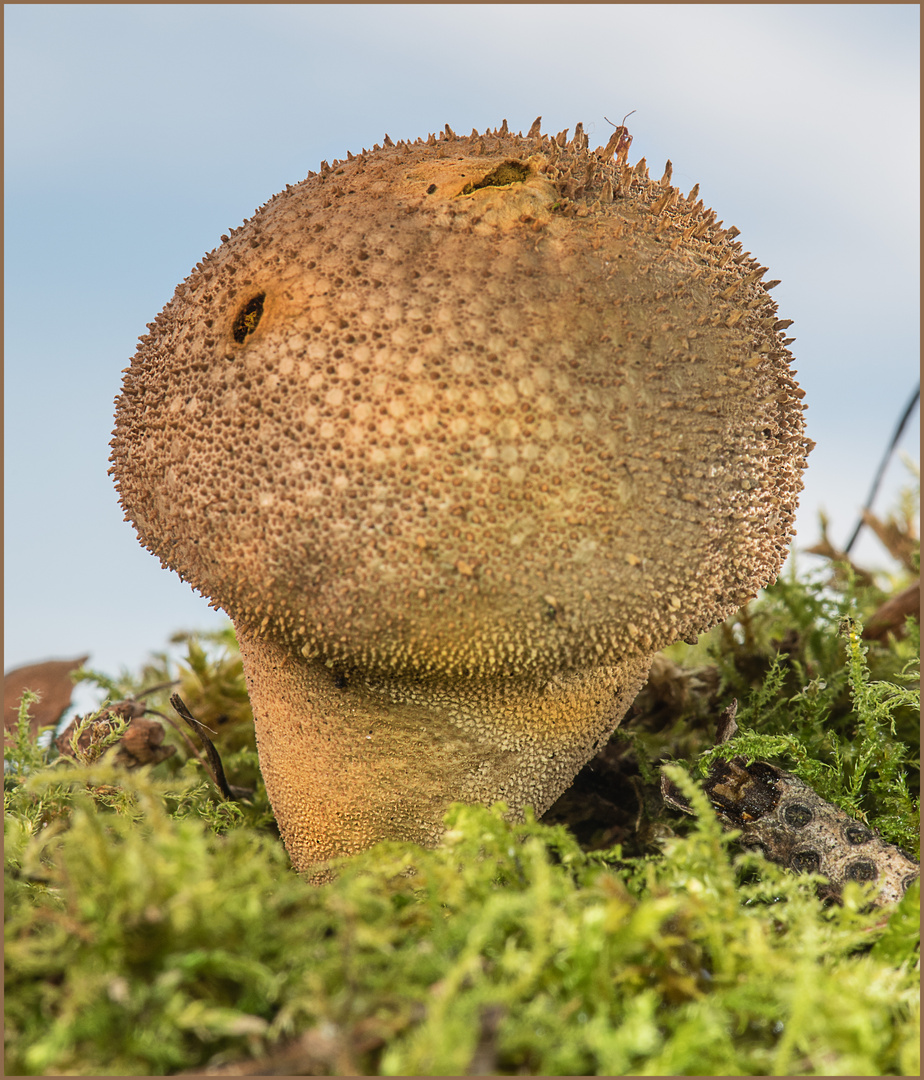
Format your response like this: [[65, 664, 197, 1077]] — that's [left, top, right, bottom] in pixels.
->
[[231, 293, 266, 345], [458, 161, 529, 196]]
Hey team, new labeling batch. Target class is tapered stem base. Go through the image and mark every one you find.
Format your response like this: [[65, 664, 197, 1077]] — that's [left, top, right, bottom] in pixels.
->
[[237, 629, 652, 873]]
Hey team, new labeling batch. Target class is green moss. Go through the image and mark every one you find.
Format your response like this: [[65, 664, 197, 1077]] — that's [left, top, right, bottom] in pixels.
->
[[5, 779, 918, 1075], [4, 504, 920, 1075]]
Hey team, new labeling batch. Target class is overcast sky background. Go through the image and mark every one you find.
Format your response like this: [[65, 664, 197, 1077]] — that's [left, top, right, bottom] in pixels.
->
[[5, 4, 919, 715]]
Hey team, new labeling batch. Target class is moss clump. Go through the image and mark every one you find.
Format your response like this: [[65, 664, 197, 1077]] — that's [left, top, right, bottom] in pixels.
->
[[5, 781, 918, 1076], [4, 518, 919, 1075]]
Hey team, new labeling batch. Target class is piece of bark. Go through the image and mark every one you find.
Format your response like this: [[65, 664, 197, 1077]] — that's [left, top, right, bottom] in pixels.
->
[[862, 581, 920, 641], [860, 508, 919, 573], [4, 655, 89, 746], [804, 514, 876, 587], [662, 757, 919, 906]]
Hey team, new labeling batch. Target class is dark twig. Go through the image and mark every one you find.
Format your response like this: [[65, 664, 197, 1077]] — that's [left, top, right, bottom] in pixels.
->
[[844, 383, 920, 554], [144, 706, 213, 775], [170, 693, 246, 801], [108, 679, 210, 773]]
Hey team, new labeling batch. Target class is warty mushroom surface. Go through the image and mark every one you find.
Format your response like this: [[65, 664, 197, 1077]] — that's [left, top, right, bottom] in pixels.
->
[[110, 118, 812, 874]]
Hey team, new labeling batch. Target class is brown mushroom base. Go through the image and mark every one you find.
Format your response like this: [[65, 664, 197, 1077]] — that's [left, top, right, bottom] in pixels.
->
[[237, 630, 652, 874]]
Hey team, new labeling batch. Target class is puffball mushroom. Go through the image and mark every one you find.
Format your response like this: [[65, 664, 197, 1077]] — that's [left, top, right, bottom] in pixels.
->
[[110, 118, 812, 873]]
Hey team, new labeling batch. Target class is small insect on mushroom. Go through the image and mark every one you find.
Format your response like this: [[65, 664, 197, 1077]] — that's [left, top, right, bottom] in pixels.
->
[[604, 110, 636, 159], [110, 117, 813, 876]]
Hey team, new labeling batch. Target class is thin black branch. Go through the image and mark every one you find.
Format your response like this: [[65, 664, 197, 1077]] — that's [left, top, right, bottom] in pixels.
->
[[134, 679, 181, 700], [844, 383, 920, 554], [170, 693, 238, 801], [145, 706, 212, 774]]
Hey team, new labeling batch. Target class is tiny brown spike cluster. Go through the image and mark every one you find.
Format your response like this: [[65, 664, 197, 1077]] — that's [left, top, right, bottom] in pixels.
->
[[110, 118, 812, 874]]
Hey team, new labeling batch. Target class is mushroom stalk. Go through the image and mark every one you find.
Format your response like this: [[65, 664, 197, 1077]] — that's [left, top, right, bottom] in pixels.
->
[[239, 631, 651, 867]]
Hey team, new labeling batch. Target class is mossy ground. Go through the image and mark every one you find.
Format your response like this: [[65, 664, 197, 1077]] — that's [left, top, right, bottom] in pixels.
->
[[5, 504, 920, 1076]]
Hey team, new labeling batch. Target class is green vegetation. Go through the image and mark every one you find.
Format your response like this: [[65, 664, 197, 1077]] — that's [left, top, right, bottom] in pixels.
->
[[5, 496, 920, 1075]]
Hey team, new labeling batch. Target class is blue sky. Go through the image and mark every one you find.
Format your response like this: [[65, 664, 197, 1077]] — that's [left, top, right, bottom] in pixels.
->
[[5, 5, 919, 712]]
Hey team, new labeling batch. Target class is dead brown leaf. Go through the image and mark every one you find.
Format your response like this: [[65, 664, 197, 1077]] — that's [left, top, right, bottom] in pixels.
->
[[862, 581, 920, 641], [4, 655, 89, 746], [861, 508, 919, 572], [804, 527, 875, 587]]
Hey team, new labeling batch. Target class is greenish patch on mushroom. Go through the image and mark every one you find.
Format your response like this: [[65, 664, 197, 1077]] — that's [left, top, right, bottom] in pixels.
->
[[459, 159, 530, 195]]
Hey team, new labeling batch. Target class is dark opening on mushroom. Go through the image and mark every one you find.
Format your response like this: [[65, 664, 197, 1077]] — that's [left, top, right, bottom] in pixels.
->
[[459, 159, 530, 195], [231, 292, 265, 344]]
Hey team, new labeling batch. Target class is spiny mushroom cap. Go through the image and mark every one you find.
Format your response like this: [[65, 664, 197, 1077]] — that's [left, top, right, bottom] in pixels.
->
[[111, 119, 811, 680]]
